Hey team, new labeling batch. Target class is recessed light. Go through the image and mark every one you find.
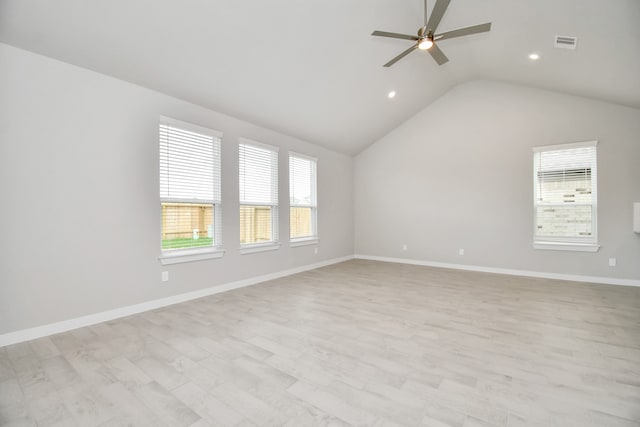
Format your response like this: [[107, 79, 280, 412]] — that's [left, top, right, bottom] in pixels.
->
[[528, 53, 540, 60], [388, 90, 396, 99]]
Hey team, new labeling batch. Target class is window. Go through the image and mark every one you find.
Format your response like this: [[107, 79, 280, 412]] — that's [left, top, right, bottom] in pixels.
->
[[159, 117, 222, 261], [289, 153, 317, 243], [239, 139, 279, 251], [532, 140, 598, 251]]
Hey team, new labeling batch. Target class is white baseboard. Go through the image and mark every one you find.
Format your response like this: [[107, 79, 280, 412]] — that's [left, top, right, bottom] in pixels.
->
[[0, 255, 354, 348], [354, 254, 640, 288]]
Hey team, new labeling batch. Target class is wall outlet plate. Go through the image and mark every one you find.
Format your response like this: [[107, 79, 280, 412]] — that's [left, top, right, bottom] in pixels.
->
[[161, 271, 169, 282]]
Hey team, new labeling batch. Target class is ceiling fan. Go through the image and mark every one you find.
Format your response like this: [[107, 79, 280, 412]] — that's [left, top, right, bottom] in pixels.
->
[[372, 0, 491, 67]]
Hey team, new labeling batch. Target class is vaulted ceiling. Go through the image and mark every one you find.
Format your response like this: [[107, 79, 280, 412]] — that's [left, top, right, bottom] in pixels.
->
[[1, 0, 639, 154]]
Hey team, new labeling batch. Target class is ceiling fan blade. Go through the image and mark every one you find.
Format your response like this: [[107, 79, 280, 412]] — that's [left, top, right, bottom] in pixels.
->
[[426, 0, 451, 33], [436, 22, 491, 41], [372, 30, 419, 41], [428, 43, 449, 65], [384, 45, 418, 67]]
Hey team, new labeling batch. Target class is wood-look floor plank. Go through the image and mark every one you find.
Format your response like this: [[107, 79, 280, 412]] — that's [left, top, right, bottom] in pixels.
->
[[130, 381, 200, 427], [172, 381, 247, 426]]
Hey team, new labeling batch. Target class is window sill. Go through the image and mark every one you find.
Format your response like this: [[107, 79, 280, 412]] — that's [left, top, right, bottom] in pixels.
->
[[533, 242, 600, 252], [290, 238, 319, 247], [158, 248, 225, 265], [239, 243, 280, 255]]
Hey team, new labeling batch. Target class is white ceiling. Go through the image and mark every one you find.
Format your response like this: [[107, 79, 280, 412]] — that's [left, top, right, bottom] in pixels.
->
[[1, 0, 639, 155]]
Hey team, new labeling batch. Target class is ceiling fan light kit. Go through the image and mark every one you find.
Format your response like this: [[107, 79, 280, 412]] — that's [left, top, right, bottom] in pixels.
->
[[418, 36, 433, 50], [372, 0, 491, 67]]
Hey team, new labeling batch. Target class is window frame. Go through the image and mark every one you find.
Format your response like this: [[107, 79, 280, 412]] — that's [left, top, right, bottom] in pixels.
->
[[158, 116, 224, 265], [532, 140, 599, 252], [238, 138, 280, 253], [289, 151, 318, 245]]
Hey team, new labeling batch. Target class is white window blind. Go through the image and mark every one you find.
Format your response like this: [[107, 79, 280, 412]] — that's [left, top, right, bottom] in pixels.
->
[[533, 141, 597, 246], [239, 139, 279, 245], [159, 117, 222, 251], [289, 153, 317, 240]]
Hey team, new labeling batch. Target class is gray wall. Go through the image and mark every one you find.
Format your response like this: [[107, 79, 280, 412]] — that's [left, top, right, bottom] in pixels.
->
[[0, 43, 353, 334], [354, 80, 640, 281]]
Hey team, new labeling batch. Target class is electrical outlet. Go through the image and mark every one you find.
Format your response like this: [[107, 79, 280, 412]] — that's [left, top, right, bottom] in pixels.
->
[[314, 247, 318, 255], [608, 258, 616, 267], [161, 271, 169, 282], [459, 248, 465, 256], [402, 244, 408, 251]]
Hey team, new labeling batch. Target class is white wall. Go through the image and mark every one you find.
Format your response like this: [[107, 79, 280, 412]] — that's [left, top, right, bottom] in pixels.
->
[[0, 43, 353, 334], [354, 80, 640, 281]]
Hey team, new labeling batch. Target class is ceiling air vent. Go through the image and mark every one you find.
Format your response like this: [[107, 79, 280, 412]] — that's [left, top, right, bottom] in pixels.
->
[[554, 35, 577, 49]]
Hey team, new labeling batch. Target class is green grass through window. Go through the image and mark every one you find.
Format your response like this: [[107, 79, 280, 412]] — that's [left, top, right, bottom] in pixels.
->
[[162, 237, 213, 250]]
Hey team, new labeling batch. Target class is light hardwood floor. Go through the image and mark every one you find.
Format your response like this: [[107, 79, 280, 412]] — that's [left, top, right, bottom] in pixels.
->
[[1, 259, 640, 426]]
